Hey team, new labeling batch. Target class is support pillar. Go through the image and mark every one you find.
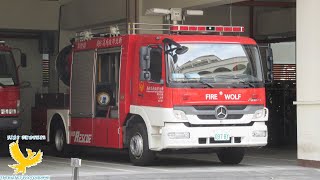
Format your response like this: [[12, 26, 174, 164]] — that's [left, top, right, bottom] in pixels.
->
[[296, 0, 320, 168]]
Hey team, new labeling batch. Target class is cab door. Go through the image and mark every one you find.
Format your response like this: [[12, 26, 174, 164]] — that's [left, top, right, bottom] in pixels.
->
[[137, 45, 165, 107]]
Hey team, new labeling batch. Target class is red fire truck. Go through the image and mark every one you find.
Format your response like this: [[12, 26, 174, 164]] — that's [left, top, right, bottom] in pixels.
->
[[0, 41, 26, 140], [32, 9, 273, 165]]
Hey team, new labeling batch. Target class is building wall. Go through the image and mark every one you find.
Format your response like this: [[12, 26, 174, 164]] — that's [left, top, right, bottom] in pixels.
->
[[257, 8, 296, 36], [0, 0, 59, 30], [186, 5, 295, 39], [60, 0, 127, 30]]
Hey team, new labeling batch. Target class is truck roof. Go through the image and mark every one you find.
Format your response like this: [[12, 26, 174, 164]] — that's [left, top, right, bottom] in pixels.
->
[[74, 34, 257, 52], [132, 34, 257, 45]]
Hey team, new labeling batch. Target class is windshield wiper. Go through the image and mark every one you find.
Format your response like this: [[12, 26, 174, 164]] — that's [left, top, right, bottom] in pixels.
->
[[216, 74, 255, 88], [233, 76, 255, 88], [172, 78, 214, 88], [199, 79, 214, 88]]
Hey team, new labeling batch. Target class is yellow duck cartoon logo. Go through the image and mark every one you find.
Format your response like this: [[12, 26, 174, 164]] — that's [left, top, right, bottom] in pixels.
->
[[8, 139, 43, 175]]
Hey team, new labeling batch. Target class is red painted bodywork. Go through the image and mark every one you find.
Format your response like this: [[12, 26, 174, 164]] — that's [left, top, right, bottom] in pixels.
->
[[67, 34, 265, 149], [0, 46, 19, 118], [0, 86, 19, 112]]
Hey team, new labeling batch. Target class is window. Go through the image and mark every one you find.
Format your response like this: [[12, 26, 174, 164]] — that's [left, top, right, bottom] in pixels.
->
[[167, 44, 263, 86], [149, 48, 162, 82], [0, 51, 18, 86]]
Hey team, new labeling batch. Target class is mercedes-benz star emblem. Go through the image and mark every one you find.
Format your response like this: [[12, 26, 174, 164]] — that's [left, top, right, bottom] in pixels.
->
[[215, 106, 228, 120]]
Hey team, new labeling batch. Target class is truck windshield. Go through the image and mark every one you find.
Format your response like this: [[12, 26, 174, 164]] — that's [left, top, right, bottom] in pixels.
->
[[167, 44, 263, 87], [0, 51, 18, 86]]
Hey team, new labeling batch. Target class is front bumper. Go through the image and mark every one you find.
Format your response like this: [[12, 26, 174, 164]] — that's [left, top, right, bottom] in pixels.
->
[[159, 122, 267, 150], [0, 117, 21, 130]]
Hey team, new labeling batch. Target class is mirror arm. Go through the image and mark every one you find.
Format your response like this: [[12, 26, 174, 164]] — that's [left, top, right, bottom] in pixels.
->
[[162, 38, 181, 48]]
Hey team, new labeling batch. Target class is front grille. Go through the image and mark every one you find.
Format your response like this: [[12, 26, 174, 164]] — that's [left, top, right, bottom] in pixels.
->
[[174, 105, 264, 121], [197, 137, 242, 144], [198, 138, 207, 144], [227, 105, 247, 110], [197, 114, 244, 120], [183, 122, 255, 127], [193, 106, 216, 111], [193, 105, 247, 111], [210, 137, 231, 144], [234, 137, 242, 143]]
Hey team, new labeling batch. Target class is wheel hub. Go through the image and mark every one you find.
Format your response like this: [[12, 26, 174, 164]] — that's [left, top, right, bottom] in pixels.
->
[[55, 130, 64, 152], [130, 133, 143, 159]]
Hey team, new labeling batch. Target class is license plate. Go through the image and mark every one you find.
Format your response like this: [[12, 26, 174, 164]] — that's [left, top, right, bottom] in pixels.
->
[[214, 133, 230, 141]]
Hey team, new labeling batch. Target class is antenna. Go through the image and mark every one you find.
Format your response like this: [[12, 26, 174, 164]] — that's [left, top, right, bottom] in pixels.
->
[[229, 0, 233, 26]]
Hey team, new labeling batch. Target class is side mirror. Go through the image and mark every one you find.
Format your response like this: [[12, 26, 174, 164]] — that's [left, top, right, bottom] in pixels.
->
[[176, 46, 189, 55], [266, 47, 273, 83], [20, 53, 27, 68], [140, 46, 151, 81]]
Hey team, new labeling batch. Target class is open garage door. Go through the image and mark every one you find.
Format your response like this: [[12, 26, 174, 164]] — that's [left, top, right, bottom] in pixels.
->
[[260, 42, 297, 147]]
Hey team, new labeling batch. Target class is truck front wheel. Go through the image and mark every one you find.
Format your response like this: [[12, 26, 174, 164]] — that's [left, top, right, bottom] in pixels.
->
[[217, 148, 245, 165], [52, 125, 68, 156], [128, 123, 156, 166]]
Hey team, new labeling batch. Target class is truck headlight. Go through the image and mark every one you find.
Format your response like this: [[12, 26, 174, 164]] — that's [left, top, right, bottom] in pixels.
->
[[0, 108, 18, 115], [253, 108, 268, 120], [8, 109, 15, 114], [253, 109, 264, 119], [173, 110, 188, 120], [167, 132, 190, 139]]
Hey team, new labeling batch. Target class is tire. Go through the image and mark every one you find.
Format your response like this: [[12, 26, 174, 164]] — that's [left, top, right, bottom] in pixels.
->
[[52, 125, 69, 156], [128, 123, 156, 166], [217, 148, 245, 165]]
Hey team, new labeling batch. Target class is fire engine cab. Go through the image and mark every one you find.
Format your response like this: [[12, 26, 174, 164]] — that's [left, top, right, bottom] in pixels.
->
[[0, 41, 26, 140], [32, 8, 273, 165]]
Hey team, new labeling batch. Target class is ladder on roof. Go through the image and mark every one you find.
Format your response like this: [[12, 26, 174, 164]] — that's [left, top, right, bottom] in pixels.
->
[[75, 23, 172, 41], [75, 22, 245, 41]]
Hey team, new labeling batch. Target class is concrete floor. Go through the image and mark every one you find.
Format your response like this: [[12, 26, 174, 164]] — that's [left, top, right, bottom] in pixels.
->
[[0, 142, 319, 180]]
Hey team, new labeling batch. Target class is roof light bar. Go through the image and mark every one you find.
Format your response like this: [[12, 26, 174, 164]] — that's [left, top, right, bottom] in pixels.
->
[[170, 25, 245, 33]]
